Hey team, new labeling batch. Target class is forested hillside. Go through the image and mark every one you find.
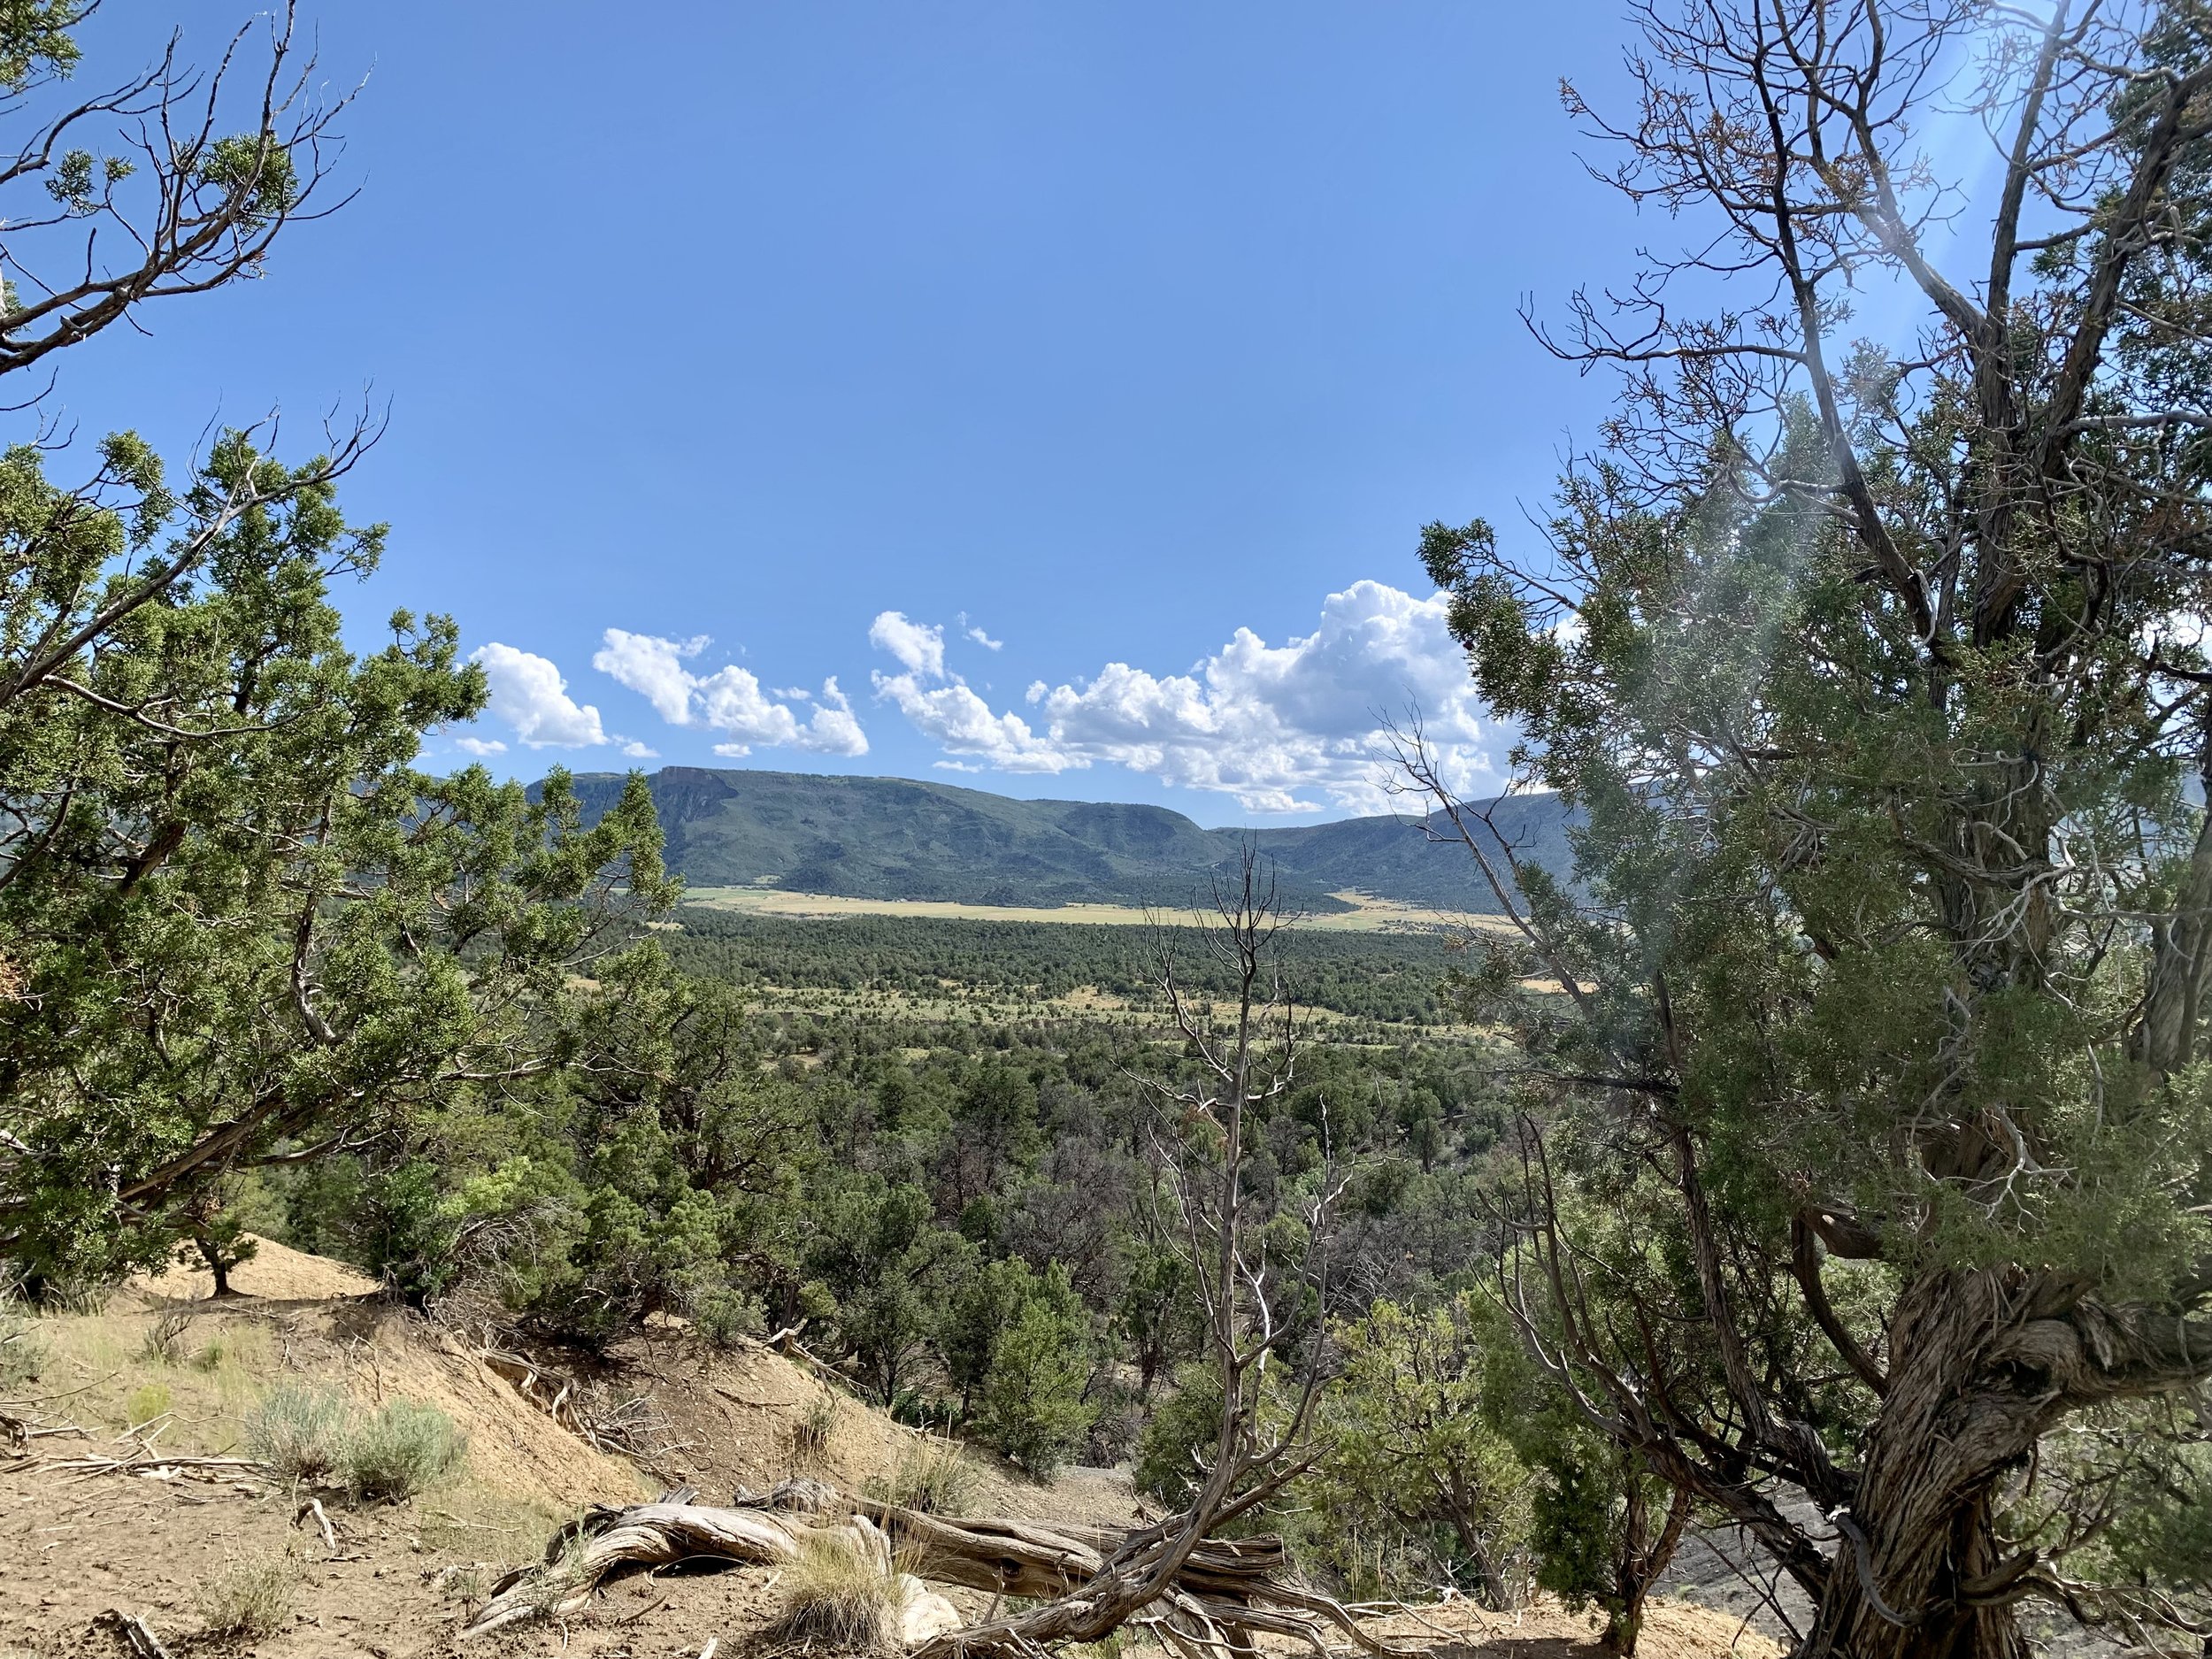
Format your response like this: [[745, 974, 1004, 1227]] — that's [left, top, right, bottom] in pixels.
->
[[662, 909, 1459, 1023], [564, 765, 1574, 910]]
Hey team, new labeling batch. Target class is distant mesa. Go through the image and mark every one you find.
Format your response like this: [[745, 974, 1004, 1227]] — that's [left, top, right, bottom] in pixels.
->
[[555, 766, 1574, 916]]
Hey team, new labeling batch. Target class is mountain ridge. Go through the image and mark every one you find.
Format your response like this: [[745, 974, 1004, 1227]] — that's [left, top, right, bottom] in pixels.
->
[[560, 766, 1572, 914]]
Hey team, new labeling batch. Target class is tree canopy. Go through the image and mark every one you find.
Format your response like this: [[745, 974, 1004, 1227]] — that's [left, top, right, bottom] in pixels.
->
[[1403, 3, 2212, 1655], [0, 5, 672, 1285]]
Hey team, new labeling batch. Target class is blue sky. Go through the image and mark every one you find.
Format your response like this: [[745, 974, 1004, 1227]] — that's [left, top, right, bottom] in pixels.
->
[[40, 1, 1649, 825]]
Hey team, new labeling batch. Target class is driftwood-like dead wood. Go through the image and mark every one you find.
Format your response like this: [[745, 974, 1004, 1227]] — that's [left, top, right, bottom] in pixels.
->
[[477, 1339, 681, 1461], [462, 1502, 801, 1635], [25, 1413, 264, 1483], [96, 1609, 175, 1659], [0, 1409, 87, 1456], [294, 1495, 339, 1553], [42, 1449, 263, 1479], [457, 1481, 1383, 1654]]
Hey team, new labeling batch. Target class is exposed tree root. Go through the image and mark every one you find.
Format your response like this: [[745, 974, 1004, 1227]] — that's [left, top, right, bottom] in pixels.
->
[[457, 1479, 1387, 1655]]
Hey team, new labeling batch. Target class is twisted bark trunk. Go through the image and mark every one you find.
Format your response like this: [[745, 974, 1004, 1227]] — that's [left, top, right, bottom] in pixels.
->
[[1805, 1268, 2107, 1659], [1605, 1479, 1691, 1657]]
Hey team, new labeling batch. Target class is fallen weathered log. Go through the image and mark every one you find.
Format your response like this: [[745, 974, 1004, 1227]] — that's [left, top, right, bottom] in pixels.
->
[[462, 1495, 805, 1636], [461, 1483, 964, 1644], [457, 1479, 1386, 1656]]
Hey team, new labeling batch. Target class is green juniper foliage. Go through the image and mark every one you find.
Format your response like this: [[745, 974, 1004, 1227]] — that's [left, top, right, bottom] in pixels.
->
[[0, 6, 672, 1286], [1398, 3, 2212, 1654], [1310, 1295, 1531, 1609], [0, 427, 674, 1282]]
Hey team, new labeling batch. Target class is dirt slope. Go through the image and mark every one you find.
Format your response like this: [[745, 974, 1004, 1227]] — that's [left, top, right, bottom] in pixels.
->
[[595, 1333, 1142, 1529], [2, 1241, 1775, 1659], [127, 1238, 648, 1509], [142, 1236, 380, 1302]]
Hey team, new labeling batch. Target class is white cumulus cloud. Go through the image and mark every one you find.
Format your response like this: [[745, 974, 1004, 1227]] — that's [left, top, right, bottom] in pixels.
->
[[804, 678, 867, 757], [593, 629, 706, 725], [471, 643, 609, 749], [867, 582, 1502, 813], [872, 671, 1072, 773], [594, 628, 868, 757], [868, 611, 947, 679], [450, 735, 508, 757]]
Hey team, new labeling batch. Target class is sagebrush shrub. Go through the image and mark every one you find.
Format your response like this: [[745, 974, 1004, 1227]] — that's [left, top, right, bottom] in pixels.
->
[[342, 1398, 466, 1501], [196, 1551, 297, 1639], [245, 1383, 353, 1486]]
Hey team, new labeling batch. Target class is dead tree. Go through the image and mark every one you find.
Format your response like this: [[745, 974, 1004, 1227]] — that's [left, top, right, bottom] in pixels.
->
[[906, 849, 1356, 1659]]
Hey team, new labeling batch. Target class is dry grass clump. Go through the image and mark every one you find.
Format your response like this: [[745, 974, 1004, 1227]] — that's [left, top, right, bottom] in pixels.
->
[[0, 1295, 42, 1390], [769, 1522, 910, 1650], [786, 1388, 840, 1469], [342, 1398, 467, 1501], [196, 1550, 298, 1639], [868, 1435, 978, 1516], [245, 1382, 354, 1486]]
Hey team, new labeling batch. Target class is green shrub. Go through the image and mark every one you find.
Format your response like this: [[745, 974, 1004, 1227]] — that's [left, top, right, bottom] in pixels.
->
[[974, 1266, 1094, 1479], [125, 1383, 172, 1426], [1308, 1297, 1531, 1606], [941, 1256, 1036, 1416], [245, 1383, 353, 1486], [342, 1399, 466, 1501], [686, 1279, 764, 1349], [1134, 1365, 1225, 1507]]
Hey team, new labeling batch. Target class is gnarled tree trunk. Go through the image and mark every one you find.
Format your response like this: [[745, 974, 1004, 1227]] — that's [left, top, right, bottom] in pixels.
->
[[1605, 1477, 1691, 1656], [1807, 1267, 2101, 1659]]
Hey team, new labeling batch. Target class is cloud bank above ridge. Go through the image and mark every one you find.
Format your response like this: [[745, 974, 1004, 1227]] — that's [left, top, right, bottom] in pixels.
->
[[593, 629, 868, 758], [867, 581, 1500, 813], [451, 582, 1501, 815]]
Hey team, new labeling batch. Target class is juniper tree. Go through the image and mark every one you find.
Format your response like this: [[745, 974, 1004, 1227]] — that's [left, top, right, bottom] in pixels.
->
[[1403, 4, 2212, 1655], [0, 5, 673, 1285]]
